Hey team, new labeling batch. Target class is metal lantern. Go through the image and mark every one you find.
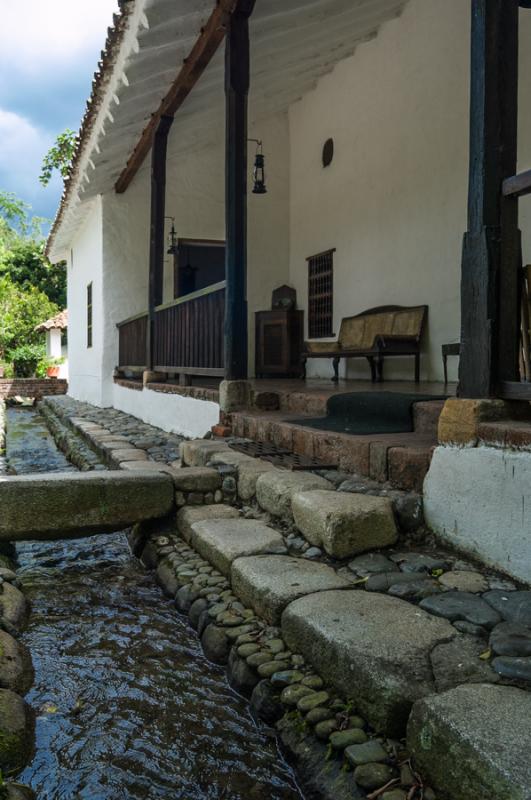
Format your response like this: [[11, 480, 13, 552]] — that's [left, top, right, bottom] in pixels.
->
[[166, 217, 178, 255], [250, 139, 267, 194]]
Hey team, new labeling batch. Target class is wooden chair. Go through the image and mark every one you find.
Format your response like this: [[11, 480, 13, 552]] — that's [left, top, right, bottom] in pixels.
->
[[302, 305, 428, 383]]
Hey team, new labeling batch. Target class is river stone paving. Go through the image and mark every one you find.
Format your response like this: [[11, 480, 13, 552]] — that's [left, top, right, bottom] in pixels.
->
[[419, 591, 502, 629], [176, 504, 240, 544], [231, 555, 350, 624], [483, 590, 531, 626], [407, 684, 531, 800], [489, 622, 531, 656], [190, 518, 287, 577], [291, 490, 397, 559], [255, 471, 334, 518], [492, 656, 531, 682], [281, 589, 456, 736], [0, 471, 175, 541], [429, 635, 499, 691]]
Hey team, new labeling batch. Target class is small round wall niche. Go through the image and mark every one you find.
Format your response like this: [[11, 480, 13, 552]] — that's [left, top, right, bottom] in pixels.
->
[[322, 138, 334, 168]]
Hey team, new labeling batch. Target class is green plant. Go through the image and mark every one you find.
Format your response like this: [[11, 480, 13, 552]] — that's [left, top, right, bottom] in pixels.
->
[[8, 343, 45, 377], [39, 129, 77, 187]]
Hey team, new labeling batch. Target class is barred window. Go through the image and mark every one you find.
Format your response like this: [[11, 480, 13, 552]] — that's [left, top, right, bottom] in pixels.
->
[[307, 249, 335, 339]]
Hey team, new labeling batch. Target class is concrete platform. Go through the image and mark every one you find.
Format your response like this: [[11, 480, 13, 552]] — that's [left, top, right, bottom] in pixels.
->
[[281, 590, 456, 736], [230, 555, 350, 624], [190, 518, 287, 576], [407, 684, 531, 800]]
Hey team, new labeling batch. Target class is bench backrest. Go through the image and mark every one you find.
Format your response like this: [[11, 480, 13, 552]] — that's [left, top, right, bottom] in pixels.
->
[[338, 305, 427, 350]]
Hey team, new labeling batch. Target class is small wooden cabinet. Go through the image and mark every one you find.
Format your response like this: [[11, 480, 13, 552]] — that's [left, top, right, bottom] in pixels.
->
[[255, 309, 304, 378]]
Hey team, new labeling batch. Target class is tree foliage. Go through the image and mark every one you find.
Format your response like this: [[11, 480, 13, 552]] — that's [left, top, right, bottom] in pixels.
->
[[0, 276, 58, 361], [0, 191, 66, 307], [39, 129, 77, 187]]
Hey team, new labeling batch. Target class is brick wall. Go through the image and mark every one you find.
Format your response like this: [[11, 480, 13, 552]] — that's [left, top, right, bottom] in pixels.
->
[[0, 379, 68, 400]]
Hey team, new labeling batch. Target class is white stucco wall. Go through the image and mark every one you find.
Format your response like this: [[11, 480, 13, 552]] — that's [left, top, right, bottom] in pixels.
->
[[113, 383, 219, 438], [67, 198, 105, 406], [424, 446, 531, 585]]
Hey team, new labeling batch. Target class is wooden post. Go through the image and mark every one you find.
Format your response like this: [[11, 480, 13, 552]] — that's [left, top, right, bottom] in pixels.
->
[[147, 115, 173, 370], [224, 1, 256, 380], [459, 0, 521, 397]]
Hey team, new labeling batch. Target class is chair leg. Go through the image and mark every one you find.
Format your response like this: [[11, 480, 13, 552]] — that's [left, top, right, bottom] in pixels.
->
[[332, 357, 340, 383], [376, 356, 384, 382], [301, 358, 307, 380], [415, 353, 420, 384], [443, 354, 447, 385], [367, 357, 376, 382]]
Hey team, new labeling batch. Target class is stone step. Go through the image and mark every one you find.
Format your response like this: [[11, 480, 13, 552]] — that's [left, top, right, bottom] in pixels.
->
[[230, 555, 350, 624], [412, 400, 446, 436], [281, 589, 456, 737], [0, 471, 175, 541], [291, 489, 398, 559], [255, 470, 333, 518], [407, 684, 531, 800], [190, 518, 287, 577], [231, 410, 436, 490], [176, 504, 240, 544]]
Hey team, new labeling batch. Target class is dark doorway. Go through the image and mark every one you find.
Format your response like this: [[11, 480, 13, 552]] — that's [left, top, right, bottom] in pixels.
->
[[174, 239, 225, 298]]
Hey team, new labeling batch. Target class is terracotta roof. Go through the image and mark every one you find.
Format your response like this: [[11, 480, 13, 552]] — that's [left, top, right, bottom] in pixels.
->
[[45, 0, 135, 258], [35, 310, 68, 333]]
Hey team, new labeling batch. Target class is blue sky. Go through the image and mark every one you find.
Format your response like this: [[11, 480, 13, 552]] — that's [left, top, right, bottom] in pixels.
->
[[0, 0, 119, 225]]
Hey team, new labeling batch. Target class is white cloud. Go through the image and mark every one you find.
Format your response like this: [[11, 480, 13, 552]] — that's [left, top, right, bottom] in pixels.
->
[[0, 108, 54, 197], [0, 0, 119, 72]]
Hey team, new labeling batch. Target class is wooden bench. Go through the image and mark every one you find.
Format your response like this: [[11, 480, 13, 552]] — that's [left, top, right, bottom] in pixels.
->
[[302, 305, 428, 383]]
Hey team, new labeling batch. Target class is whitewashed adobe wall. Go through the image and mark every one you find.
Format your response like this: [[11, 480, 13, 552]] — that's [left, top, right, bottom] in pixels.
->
[[424, 446, 531, 585], [288, 0, 531, 382], [67, 198, 104, 406]]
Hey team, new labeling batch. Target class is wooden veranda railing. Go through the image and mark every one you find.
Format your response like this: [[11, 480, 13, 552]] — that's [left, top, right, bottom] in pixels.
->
[[116, 312, 148, 369], [117, 282, 226, 379], [153, 281, 226, 377]]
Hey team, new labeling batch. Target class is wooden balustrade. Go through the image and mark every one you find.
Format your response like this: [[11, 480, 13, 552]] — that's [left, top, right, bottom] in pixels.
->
[[153, 281, 226, 376], [117, 313, 148, 368]]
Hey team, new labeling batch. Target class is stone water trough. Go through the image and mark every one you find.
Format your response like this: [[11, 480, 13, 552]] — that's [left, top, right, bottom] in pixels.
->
[[0, 471, 175, 540]]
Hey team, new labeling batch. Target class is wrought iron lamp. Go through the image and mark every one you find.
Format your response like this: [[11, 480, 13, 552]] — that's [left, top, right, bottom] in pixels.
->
[[165, 217, 178, 255], [249, 139, 267, 194]]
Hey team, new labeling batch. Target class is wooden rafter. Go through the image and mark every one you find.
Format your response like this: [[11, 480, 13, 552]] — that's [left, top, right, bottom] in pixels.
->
[[115, 0, 239, 194]]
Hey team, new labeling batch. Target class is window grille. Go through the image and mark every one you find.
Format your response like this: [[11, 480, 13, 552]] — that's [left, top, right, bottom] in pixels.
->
[[87, 282, 93, 348], [307, 249, 335, 339]]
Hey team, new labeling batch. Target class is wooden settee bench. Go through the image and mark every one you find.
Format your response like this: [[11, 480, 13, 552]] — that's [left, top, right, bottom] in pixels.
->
[[302, 305, 428, 383]]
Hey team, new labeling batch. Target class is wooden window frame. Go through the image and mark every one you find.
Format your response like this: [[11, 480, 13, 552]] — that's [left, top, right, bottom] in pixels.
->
[[87, 282, 93, 349], [307, 248, 335, 339]]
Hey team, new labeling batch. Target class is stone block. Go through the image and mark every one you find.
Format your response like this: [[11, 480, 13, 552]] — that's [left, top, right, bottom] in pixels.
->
[[407, 685, 531, 800], [109, 449, 148, 462], [190, 518, 286, 576], [0, 631, 33, 695], [219, 380, 251, 412], [255, 471, 333, 518], [171, 467, 221, 493], [176, 504, 239, 543], [231, 555, 350, 624], [292, 490, 397, 559], [438, 398, 513, 446], [0, 471, 175, 541], [388, 447, 433, 493], [180, 440, 230, 466], [282, 590, 456, 736], [238, 461, 277, 501], [0, 689, 34, 772]]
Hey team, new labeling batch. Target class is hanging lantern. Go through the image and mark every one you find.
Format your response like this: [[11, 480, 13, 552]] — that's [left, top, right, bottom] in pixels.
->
[[166, 217, 178, 255], [249, 139, 267, 194]]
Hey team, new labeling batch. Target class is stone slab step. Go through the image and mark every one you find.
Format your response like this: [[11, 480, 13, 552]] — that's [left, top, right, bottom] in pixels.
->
[[190, 518, 287, 577], [256, 471, 333, 518], [292, 489, 397, 559], [230, 555, 350, 625], [281, 590, 456, 737], [407, 684, 531, 800], [176, 504, 240, 543], [180, 440, 230, 467], [0, 471, 175, 541]]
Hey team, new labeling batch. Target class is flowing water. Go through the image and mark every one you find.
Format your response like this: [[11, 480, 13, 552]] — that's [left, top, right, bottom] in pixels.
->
[[7, 408, 302, 800]]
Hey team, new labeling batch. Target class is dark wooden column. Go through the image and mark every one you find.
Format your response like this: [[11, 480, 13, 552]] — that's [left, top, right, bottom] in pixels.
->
[[224, 1, 256, 380], [147, 114, 173, 370], [459, 0, 521, 397]]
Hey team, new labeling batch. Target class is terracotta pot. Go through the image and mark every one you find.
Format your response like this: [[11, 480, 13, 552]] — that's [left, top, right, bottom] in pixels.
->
[[46, 366, 60, 378]]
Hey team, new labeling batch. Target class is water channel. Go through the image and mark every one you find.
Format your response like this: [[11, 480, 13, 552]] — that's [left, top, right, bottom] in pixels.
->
[[6, 408, 302, 800]]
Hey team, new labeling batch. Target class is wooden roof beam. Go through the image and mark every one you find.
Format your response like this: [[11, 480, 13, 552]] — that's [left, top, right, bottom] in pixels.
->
[[115, 0, 239, 194]]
